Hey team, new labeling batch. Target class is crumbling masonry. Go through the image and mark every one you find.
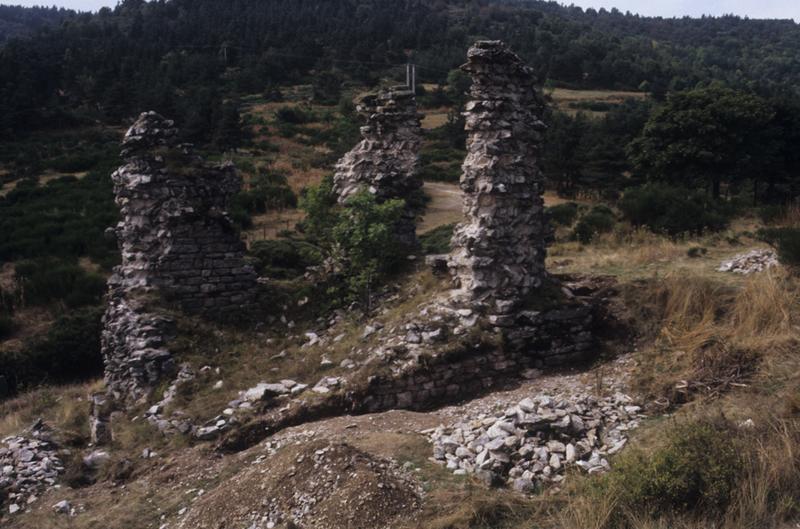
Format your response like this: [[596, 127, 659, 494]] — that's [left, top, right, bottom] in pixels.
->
[[449, 41, 549, 319], [102, 111, 257, 402], [333, 87, 423, 247]]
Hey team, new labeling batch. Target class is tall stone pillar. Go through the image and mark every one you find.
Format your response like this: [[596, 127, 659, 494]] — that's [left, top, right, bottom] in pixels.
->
[[449, 41, 548, 317], [102, 111, 258, 401], [333, 87, 423, 248]]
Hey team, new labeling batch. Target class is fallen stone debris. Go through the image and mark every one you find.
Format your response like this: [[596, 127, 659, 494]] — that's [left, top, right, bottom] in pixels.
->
[[718, 248, 779, 274], [0, 421, 64, 515], [427, 392, 643, 491]]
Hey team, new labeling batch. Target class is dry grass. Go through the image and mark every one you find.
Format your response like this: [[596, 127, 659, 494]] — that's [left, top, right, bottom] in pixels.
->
[[0, 382, 100, 441], [628, 270, 799, 405], [421, 109, 450, 129]]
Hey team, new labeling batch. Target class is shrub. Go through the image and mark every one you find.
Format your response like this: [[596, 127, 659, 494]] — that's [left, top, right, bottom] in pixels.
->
[[249, 240, 322, 279], [14, 258, 106, 308], [758, 227, 800, 268], [572, 205, 615, 243], [419, 224, 455, 255], [274, 106, 312, 125], [0, 315, 15, 341], [330, 192, 406, 305], [619, 183, 730, 236], [687, 246, 708, 258], [546, 202, 580, 226], [300, 182, 407, 306], [602, 419, 741, 517], [0, 306, 104, 392], [0, 169, 119, 265]]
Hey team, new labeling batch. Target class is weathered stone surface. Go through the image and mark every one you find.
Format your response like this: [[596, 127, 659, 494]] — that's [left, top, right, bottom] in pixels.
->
[[334, 88, 423, 247], [1, 421, 64, 514], [428, 392, 642, 489], [718, 248, 778, 274], [102, 111, 258, 401], [449, 41, 548, 316]]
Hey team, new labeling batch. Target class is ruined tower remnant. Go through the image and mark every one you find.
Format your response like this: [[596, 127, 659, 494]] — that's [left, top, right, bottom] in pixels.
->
[[102, 111, 257, 400], [333, 88, 423, 247], [449, 41, 548, 316]]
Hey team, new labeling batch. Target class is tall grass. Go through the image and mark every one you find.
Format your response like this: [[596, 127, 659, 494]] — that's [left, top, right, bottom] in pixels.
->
[[629, 270, 799, 404]]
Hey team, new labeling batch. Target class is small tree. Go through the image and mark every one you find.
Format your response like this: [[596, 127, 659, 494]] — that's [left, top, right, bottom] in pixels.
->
[[300, 182, 406, 308], [330, 192, 405, 307]]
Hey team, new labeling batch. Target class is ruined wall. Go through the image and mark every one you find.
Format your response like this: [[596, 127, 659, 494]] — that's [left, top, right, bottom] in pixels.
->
[[449, 41, 548, 317], [333, 88, 423, 247], [359, 303, 593, 413], [102, 111, 258, 401], [110, 111, 257, 315]]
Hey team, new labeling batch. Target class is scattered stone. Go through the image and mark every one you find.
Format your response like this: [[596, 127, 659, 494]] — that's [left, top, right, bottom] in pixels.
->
[[429, 392, 642, 490], [1, 421, 65, 511], [718, 248, 778, 274], [52, 500, 71, 514]]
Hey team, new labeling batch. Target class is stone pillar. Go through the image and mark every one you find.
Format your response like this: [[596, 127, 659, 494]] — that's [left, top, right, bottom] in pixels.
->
[[102, 111, 258, 401], [110, 111, 257, 316], [333, 87, 423, 248], [449, 41, 548, 318]]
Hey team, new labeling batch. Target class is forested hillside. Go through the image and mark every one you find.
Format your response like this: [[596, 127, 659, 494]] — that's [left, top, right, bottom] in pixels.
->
[[1, 0, 800, 138], [0, 5, 71, 42]]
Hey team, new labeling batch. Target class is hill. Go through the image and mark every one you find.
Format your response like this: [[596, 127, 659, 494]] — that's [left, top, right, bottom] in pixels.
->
[[1, 0, 800, 138]]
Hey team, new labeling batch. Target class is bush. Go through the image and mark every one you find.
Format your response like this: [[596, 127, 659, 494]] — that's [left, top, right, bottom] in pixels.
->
[[546, 202, 580, 226], [330, 192, 406, 304], [572, 205, 616, 243], [0, 306, 104, 392], [249, 240, 322, 279], [274, 106, 312, 125], [603, 419, 741, 516], [687, 246, 708, 258], [619, 183, 730, 236], [419, 224, 455, 254], [758, 227, 800, 268], [300, 182, 407, 305], [0, 169, 119, 265], [14, 258, 106, 308], [0, 315, 15, 340]]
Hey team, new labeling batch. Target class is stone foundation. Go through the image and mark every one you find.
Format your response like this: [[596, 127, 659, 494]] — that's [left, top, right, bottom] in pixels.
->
[[359, 303, 593, 413]]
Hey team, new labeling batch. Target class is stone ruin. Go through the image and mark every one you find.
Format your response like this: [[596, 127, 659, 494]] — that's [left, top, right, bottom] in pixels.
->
[[448, 40, 549, 320], [333, 87, 423, 247], [214, 42, 599, 454], [102, 111, 258, 403]]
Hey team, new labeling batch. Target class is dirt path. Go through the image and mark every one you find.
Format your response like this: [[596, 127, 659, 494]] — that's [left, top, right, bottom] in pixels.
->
[[419, 182, 463, 233], [420, 181, 596, 234]]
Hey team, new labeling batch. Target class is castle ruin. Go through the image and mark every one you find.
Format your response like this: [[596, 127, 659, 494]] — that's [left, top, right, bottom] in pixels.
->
[[102, 111, 258, 402], [448, 41, 549, 320], [333, 87, 423, 247]]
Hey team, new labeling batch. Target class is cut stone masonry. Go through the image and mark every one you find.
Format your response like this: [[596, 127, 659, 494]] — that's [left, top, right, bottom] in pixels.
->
[[333, 87, 423, 247], [102, 111, 257, 402]]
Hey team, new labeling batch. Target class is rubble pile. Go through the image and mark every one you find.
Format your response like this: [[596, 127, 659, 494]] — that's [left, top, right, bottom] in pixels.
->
[[718, 248, 779, 274], [333, 88, 423, 247], [428, 392, 642, 491], [448, 40, 549, 317], [0, 421, 64, 515]]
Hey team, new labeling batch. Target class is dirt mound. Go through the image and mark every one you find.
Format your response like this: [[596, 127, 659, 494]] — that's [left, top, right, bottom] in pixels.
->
[[178, 440, 422, 529]]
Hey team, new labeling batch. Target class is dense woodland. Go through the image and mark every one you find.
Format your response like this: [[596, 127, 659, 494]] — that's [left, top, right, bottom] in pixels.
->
[[2, 0, 800, 138]]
